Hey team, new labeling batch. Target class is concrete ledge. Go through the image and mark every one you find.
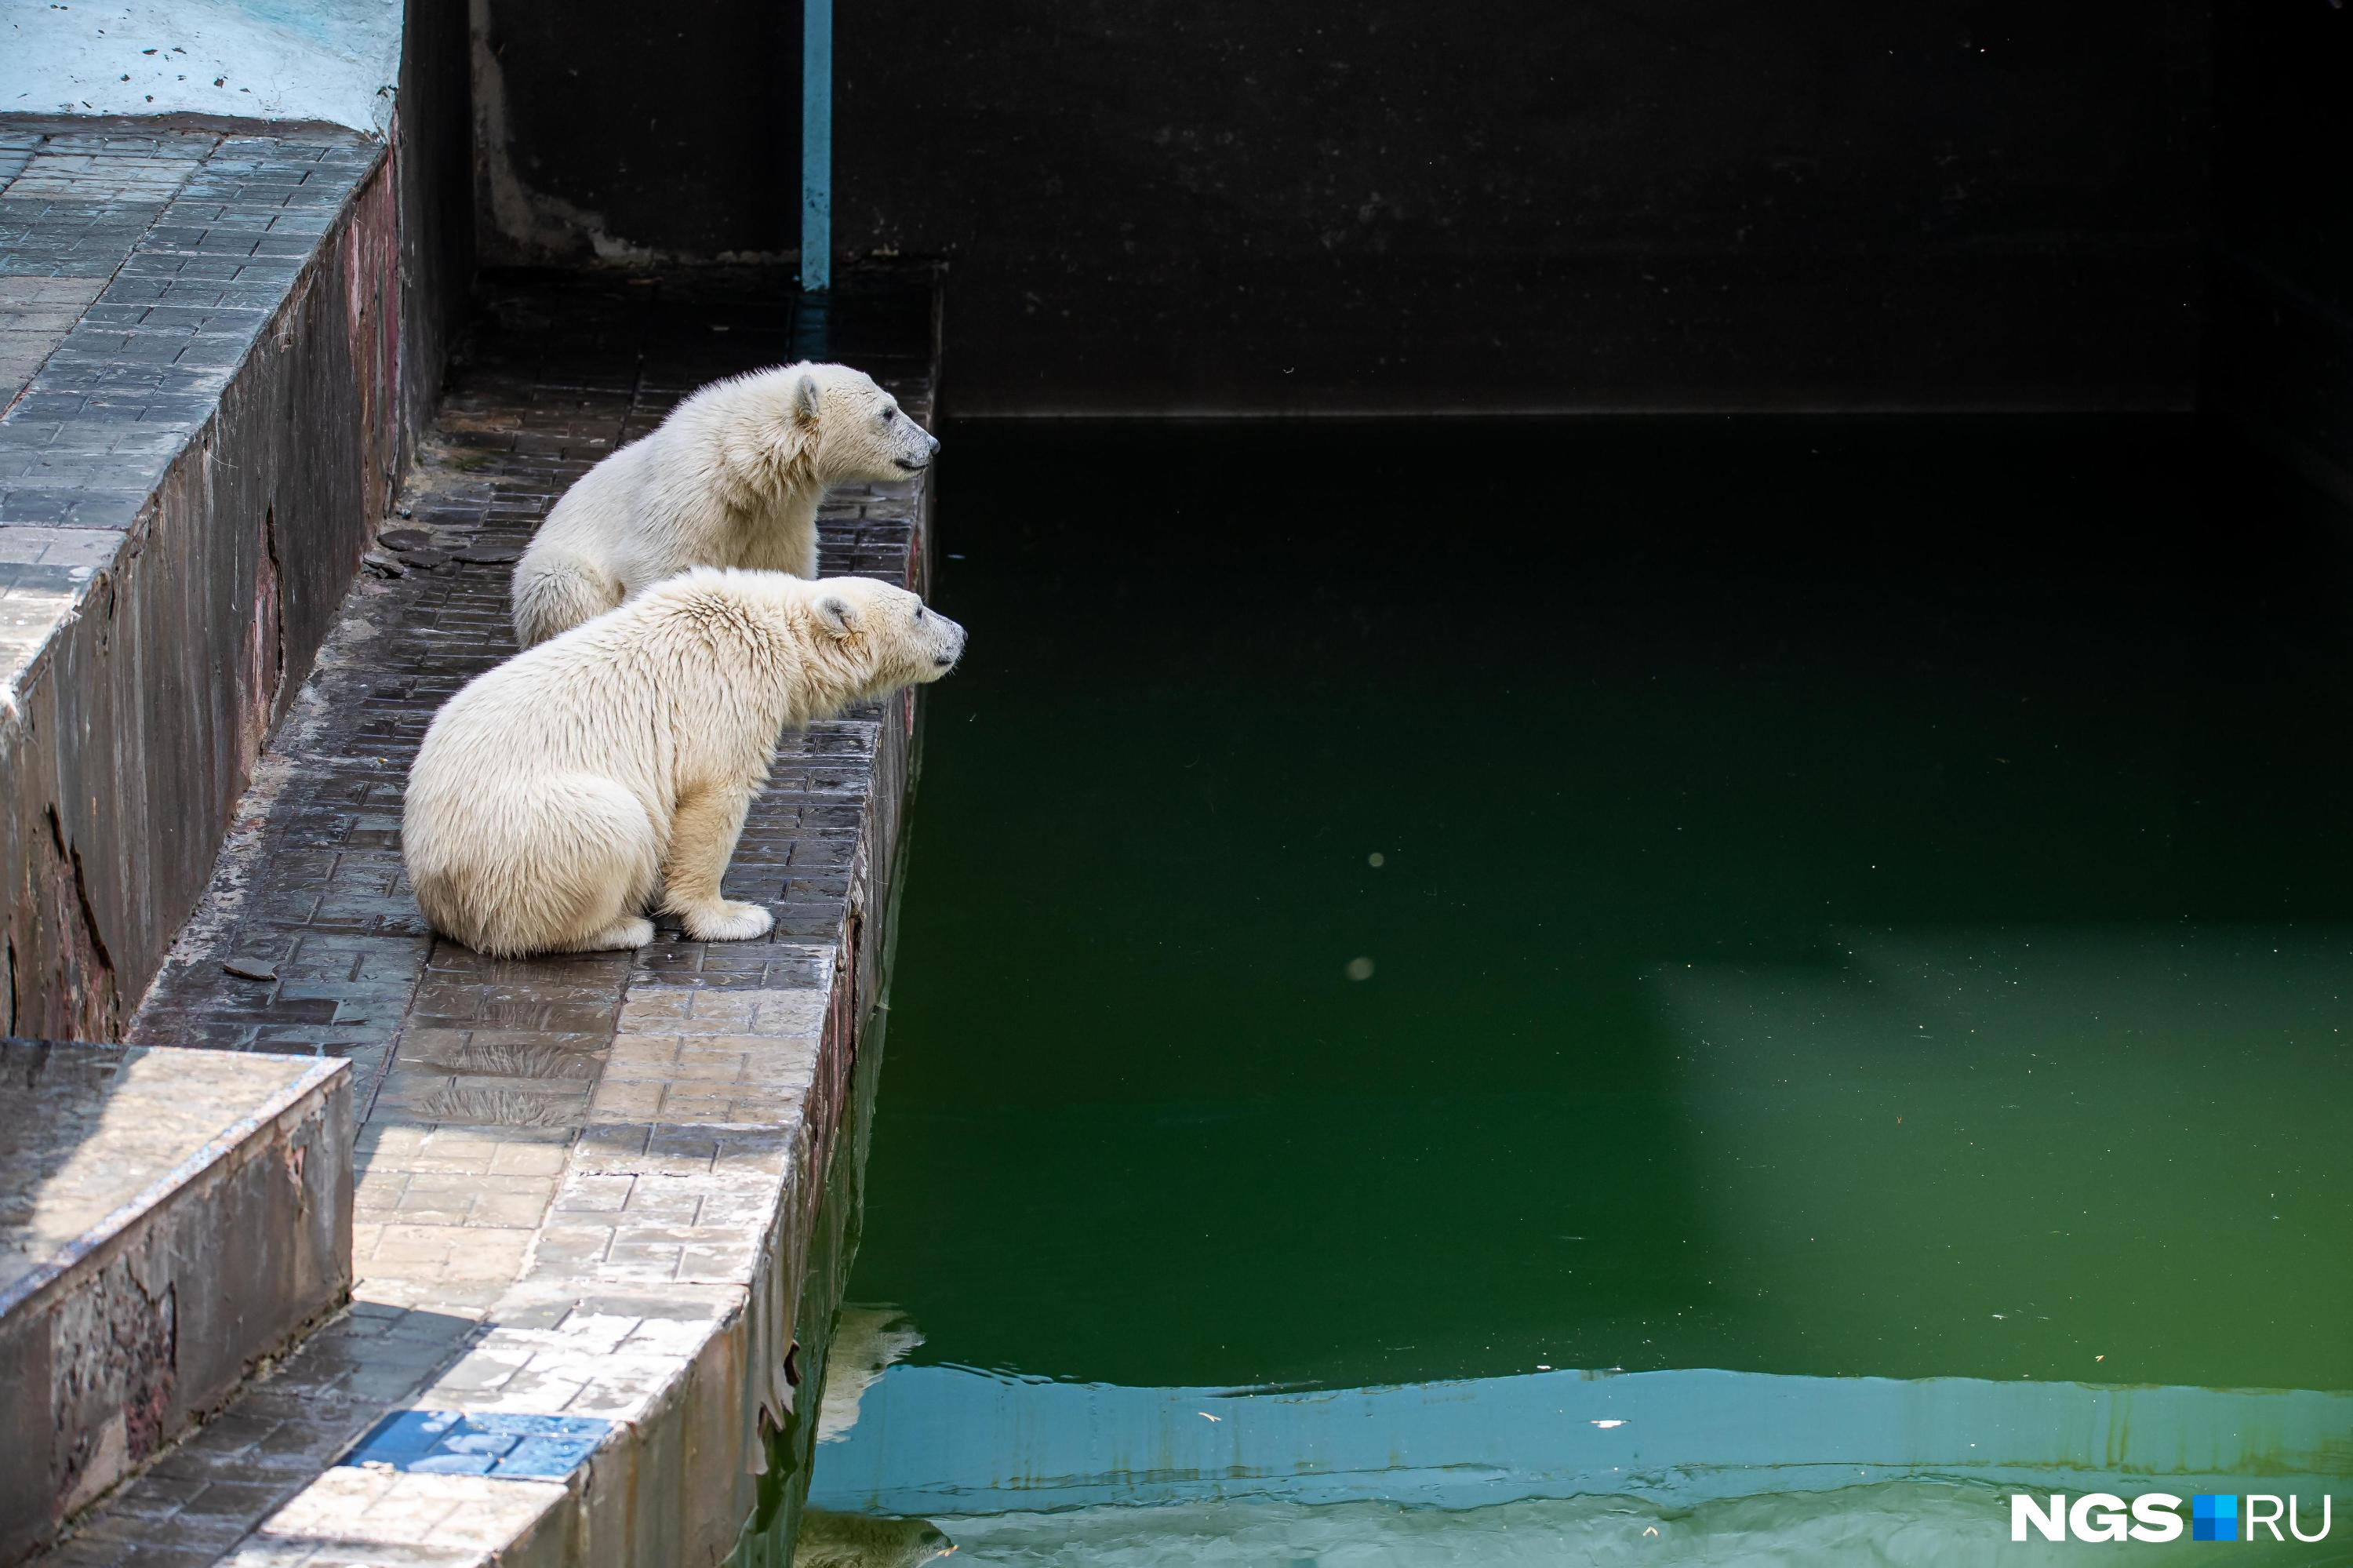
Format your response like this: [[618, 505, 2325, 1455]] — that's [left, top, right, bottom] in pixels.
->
[[0, 119, 408, 1042], [47, 271, 939, 1568], [0, 1040, 353, 1566]]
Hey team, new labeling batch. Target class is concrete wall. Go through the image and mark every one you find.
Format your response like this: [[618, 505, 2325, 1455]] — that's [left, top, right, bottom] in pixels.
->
[[475, 0, 2212, 415], [0, 151, 406, 1043], [470, 0, 797, 264], [2, 5, 473, 1041], [401, 0, 477, 441], [0, 1046, 352, 1566], [2202, 1, 2353, 498]]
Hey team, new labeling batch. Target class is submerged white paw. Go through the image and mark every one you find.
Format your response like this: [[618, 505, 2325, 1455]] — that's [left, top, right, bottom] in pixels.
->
[[682, 900, 774, 942]]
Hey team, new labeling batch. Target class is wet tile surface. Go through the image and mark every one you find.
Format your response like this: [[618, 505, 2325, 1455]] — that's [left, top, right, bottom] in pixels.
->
[[0, 118, 380, 694]]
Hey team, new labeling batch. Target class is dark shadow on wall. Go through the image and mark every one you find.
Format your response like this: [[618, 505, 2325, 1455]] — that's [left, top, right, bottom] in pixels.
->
[[469, 0, 798, 264], [401, 0, 478, 440], [2202, 0, 2353, 502], [838, 0, 2214, 415], [471, 0, 2213, 415]]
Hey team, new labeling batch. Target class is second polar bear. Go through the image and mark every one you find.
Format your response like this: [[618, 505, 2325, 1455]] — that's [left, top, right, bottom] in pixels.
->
[[510, 363, 939, 647], [405, 569, 966, 956]]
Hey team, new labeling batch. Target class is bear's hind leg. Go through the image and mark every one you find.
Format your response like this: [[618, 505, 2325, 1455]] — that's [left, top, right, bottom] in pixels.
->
[[511, 548, 624, 647], [523, 774, 663, 953]]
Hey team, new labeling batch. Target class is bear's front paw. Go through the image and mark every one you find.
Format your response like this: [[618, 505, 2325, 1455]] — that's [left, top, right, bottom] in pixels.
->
[[680, 899, 776, 942]]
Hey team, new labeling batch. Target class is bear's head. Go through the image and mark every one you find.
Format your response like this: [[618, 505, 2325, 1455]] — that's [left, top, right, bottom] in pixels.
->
[[761, 362, 938, 484], [801, 575, 966, 702]]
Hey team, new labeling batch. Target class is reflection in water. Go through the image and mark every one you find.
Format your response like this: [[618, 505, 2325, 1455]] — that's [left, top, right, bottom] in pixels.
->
[[810, 1364, 2349, 1519], [921, 1486, 2340, 1566], [820, 1306, 927, 1444], [1654, 926, 2353, 1389], [791, 1510, 957, 1567], [798, 1308, 952, 1565]]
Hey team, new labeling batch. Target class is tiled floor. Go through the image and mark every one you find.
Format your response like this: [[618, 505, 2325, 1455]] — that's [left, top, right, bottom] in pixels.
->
[[0, 118, 379, 683]]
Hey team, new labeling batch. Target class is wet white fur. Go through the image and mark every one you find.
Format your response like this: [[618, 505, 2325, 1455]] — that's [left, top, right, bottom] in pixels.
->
[[510, 362, 940, 646], [406, 569, 966, 956]]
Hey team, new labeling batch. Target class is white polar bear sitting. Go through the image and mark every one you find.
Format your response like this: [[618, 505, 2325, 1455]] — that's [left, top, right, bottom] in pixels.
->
[[404, 569, 965, 956], [509, 362, 940, 647]]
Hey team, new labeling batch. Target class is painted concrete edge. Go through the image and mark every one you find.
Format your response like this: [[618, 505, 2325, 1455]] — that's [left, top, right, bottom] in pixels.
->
[[4, 1050, 357, 1565], [0, 1051, 350, 1319], [813, 1364, 2353, 1518], [0, 2, 406, 136]]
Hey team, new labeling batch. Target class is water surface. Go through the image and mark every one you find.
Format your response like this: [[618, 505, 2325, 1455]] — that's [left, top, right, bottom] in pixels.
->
[[809, 418, 2353, 1559]]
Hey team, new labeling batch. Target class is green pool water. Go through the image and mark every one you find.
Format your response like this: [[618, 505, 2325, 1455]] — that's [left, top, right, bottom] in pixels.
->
[[804, 417, 2353, 1562]]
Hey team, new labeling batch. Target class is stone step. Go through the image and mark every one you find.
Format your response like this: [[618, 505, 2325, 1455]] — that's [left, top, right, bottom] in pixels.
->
[[0, 116, 404, 1048], [0, 1040, 351, 1567]]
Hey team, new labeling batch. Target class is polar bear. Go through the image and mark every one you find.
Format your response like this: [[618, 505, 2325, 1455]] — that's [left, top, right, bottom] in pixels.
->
[[509, 363, 939, 647], [404, 569, 965, 956]]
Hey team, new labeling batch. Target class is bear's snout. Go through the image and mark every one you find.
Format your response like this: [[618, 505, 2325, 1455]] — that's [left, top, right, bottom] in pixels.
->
[[893, 432, 940, 473], [931, 614, 967, 670]]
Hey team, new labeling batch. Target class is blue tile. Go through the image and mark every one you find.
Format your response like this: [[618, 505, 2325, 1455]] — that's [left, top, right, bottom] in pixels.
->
[[496, 1435, 608, 1479], [486, 1413, 596, 1437], [340, 1410, 613, 1481], [344, 1409, 463, 1465]]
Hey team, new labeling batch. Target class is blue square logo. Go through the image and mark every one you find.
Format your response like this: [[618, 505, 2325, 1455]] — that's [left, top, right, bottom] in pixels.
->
[[2192, 1493, 2238, 1542]]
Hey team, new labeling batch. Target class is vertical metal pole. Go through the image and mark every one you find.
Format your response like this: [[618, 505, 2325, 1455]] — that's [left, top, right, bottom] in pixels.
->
[[801, 0, 832, 295]]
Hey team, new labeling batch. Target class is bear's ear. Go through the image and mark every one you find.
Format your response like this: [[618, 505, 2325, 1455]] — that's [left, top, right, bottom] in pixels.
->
[[791, 372, 822, 428], [813, 594, 860, 638]]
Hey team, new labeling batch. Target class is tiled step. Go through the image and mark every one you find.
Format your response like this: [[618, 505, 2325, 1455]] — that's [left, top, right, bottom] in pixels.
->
[[0, 1040, 351, 1566], [0, 116, 402, 1046]]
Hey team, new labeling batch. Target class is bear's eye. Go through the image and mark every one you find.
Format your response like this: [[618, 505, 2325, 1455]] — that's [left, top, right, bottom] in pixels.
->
[[915, 605, 926, 621], [881, 407, 896, 424]]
